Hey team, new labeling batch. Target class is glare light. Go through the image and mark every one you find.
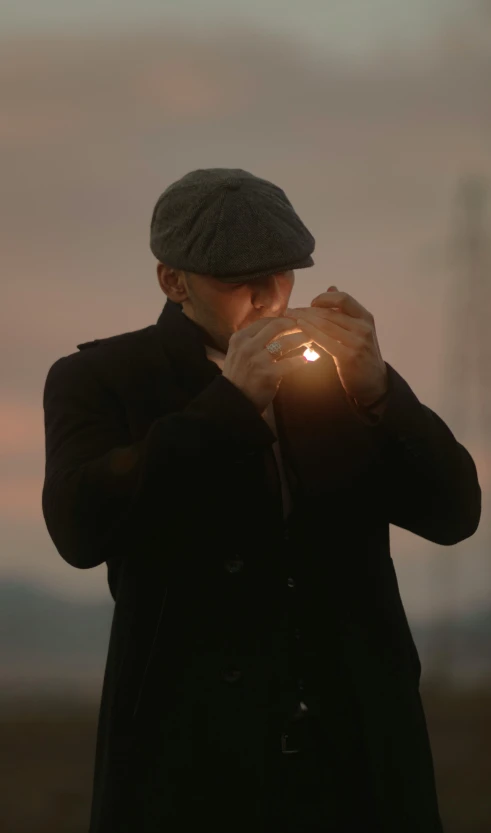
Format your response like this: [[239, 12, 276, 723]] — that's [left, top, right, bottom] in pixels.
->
[[303, 345, 320, 362]]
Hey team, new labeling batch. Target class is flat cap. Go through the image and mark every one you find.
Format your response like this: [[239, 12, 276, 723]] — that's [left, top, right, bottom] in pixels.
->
[[150, 167, 315, 282]]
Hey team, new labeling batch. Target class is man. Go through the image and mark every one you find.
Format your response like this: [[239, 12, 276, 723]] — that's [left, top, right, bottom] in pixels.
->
[[42, 168, 481, 833]]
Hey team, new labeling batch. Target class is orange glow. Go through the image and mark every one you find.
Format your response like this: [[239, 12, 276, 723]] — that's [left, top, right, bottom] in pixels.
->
[[303, 345, 320, 362]]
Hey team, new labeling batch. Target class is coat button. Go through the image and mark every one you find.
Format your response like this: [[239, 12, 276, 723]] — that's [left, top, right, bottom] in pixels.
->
[[221, 667, 242, 684], [224, 557, 244, 574], [293, 700, 309, 719], [287, 576, 295, 588]]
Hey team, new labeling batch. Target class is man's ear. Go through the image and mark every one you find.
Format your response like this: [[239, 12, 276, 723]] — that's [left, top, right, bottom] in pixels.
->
[[157, 264, 189, 302]]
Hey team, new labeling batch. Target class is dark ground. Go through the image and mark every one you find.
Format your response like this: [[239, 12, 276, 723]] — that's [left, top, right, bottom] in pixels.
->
[[0, 679, 490, 833]]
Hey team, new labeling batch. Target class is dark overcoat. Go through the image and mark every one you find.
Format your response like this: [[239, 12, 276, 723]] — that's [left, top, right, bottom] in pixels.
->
[[42, 298, 481, 832]]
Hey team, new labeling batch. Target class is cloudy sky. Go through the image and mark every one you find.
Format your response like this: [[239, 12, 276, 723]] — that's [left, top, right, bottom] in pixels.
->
[[0, 0, 466, 56], [1, 1, 490, 622]]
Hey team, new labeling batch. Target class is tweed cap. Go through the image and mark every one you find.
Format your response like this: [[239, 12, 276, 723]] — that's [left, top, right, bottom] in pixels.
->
[[150, 167, 315, 283]]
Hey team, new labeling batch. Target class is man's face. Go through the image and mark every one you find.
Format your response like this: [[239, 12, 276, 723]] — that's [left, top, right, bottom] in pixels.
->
[[159, 266, 295, 353]]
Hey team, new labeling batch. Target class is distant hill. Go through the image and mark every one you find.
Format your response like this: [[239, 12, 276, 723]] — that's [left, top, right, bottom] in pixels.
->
[[0, 579, 113, 697], [1, 579, 490, 697], [1, 579, 113, 659]]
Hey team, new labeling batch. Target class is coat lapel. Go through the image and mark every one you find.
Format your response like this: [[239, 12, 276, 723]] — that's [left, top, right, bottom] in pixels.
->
[[152, 299, 222, 404]]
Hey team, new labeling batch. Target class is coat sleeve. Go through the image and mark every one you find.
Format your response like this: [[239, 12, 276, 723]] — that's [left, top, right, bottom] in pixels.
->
[[346, 362, 482, 546], [42, 353, 276, 570]]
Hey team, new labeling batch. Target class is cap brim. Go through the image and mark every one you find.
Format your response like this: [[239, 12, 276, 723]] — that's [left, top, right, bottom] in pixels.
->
[[214, 256, 314, 283]]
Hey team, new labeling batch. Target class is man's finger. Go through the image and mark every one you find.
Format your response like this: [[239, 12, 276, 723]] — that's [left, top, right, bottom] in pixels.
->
[[248, 318, 302, 353], [304, 291, 369, 320], [241, 316, 297, 339], [288, 306, 354, 333]]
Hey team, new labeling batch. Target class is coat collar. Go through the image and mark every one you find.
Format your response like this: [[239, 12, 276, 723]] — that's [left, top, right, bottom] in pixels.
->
[[154, 299, 222, 398]]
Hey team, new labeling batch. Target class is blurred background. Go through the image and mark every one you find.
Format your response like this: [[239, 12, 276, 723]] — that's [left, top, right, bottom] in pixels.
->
[[1, 1, 491, 831]]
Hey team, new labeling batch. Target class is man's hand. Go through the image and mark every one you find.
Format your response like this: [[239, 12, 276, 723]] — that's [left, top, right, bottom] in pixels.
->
[[222, 317, 311, 414], [286, 286, 389, 407]]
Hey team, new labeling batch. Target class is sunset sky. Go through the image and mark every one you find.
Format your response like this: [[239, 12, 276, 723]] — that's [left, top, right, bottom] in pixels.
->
[[1, 1, 490, 621]]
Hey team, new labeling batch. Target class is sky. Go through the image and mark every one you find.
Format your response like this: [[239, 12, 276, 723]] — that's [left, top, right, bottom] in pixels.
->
[[0, 0, 466, 58], [1, 1, 491, 622]]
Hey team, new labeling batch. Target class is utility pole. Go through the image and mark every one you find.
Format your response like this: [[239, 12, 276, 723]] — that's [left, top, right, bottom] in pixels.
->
[[429, 175, 490, 686]]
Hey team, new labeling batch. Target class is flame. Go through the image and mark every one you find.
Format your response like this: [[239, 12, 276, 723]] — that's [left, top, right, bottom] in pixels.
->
[[303, 345, 320, 362]]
